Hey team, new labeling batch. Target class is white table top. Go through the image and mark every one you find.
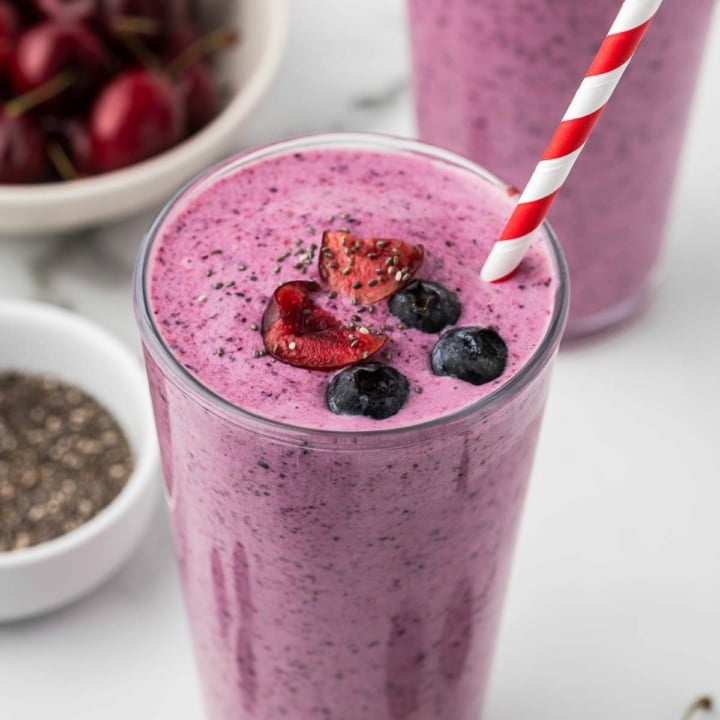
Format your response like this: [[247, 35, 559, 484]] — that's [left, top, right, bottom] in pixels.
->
[[1, 2, 719, 718]]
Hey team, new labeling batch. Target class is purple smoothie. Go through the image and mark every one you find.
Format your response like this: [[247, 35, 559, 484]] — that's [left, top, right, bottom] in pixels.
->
[[135, 134, 568, 719], [408, 0, 715, 337]]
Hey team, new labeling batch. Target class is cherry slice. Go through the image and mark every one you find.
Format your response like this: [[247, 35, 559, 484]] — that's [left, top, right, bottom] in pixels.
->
[[319, 231, 424, 305], [262, 281, 387, 370], [262, 281, 338, 333]]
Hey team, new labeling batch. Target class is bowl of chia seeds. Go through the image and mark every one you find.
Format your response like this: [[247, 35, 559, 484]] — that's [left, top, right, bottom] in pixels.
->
[[0, 300, 160, 622]]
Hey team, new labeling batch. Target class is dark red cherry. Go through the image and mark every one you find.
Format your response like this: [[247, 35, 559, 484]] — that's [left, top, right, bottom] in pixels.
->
[[42, 114, 94, 177], [60, 116, 92, 174], [0, 109, 47, 183], [0, 1, 21, 78], [176, 62, 218, 134], [11, 21, 109, 113], [90, 68, 185, 172], [164, 24, 197, 58], [33, 0, 98, 23], [165, 26, 234, 134]]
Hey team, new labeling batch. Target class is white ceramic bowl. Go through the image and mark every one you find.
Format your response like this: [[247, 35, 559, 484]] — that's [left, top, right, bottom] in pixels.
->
[[0, 300, 160, 622], [0, 0, 288, 235]]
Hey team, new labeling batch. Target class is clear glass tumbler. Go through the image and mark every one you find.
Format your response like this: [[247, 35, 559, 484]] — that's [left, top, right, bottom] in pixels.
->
[[408, 0, 715, 338], [134, 134, 569, 719]]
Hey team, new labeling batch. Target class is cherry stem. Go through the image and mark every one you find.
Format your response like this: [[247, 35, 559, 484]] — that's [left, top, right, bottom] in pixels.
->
[[110, 15, 160, 36], [682, 696, 714, 720], [168, 27, 239, 78], [4, 70, 76, 118], [46, 141, 79, 182], [115, 29, 161, 72]]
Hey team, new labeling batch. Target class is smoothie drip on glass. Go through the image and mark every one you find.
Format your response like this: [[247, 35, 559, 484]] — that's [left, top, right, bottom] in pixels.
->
[[137, 135, 568, 720], [408, 0, 715, 337]]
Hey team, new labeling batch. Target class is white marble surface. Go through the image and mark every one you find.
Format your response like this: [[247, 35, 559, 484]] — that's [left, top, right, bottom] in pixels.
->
[[1, 1, 720, 718]]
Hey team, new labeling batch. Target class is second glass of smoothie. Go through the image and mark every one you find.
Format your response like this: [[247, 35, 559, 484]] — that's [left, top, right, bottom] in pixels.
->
[[407, 0, 715, 338], [135, 134, 568, 719]]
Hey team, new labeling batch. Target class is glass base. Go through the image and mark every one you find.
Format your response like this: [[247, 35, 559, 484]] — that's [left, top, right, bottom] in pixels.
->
[[562, 275, 657, 343]]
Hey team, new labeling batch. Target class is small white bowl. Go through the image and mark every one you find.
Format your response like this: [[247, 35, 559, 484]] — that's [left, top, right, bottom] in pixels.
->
[[0, 0, 288, 235], [0, 300, 160, 622]]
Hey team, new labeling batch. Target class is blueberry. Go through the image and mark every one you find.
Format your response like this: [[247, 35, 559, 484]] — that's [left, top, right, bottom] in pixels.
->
[[327, 363, 410, 419], [431, 327, 507, 386], [388, 279, 461, 333]]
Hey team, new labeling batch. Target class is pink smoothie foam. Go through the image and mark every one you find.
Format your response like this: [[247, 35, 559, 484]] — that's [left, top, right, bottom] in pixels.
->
[[148, 144, 556, 429], [408, 0, 715, 336], [138, 137, 566, 719]]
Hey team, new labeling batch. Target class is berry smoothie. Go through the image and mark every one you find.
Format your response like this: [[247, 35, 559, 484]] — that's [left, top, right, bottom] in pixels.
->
[[407, 0, 715, 337], [135, 134, 568, 719]]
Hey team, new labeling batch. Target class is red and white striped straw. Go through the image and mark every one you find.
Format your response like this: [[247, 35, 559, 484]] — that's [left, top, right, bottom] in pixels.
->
[[480, 0, 664, 283]]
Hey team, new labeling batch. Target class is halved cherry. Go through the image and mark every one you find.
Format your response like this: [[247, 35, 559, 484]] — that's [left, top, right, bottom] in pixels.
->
[[262, 280, 387, 370], [319, 231, 424, 304]]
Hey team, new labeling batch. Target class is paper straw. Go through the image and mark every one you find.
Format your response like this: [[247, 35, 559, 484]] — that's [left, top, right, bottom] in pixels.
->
[[480, 0, 664, 283]]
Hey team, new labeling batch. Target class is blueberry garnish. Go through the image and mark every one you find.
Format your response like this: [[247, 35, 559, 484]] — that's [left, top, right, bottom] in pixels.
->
[[431, 327, 508, 386], [326, 363, 410, 419], [388, 279, 461, 333]]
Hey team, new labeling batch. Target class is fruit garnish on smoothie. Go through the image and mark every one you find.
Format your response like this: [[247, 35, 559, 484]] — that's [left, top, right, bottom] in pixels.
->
[[319, 231, 424, 304], [431, 327, 507, 385], [260, 227, 510, 420], [388, 279, 461, 333], [261, 280, 387, 370], [149, 144, 555, 430], [326, 363, 410, 420]]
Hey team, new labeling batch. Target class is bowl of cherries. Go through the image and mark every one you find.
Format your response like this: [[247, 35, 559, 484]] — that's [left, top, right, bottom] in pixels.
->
[[0, 0, 288, 234]]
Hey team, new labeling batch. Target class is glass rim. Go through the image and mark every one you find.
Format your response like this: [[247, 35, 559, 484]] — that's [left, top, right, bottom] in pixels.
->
[[134, 131, 569, 443]]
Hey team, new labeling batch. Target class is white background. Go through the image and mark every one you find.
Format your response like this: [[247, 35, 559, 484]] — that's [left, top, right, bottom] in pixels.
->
[[1, 1, 719, 718]]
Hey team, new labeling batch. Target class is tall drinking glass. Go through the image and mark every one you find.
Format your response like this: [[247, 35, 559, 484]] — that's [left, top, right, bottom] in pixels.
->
[[408, 0, 715, 338], [134, 134, 568, 719]]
